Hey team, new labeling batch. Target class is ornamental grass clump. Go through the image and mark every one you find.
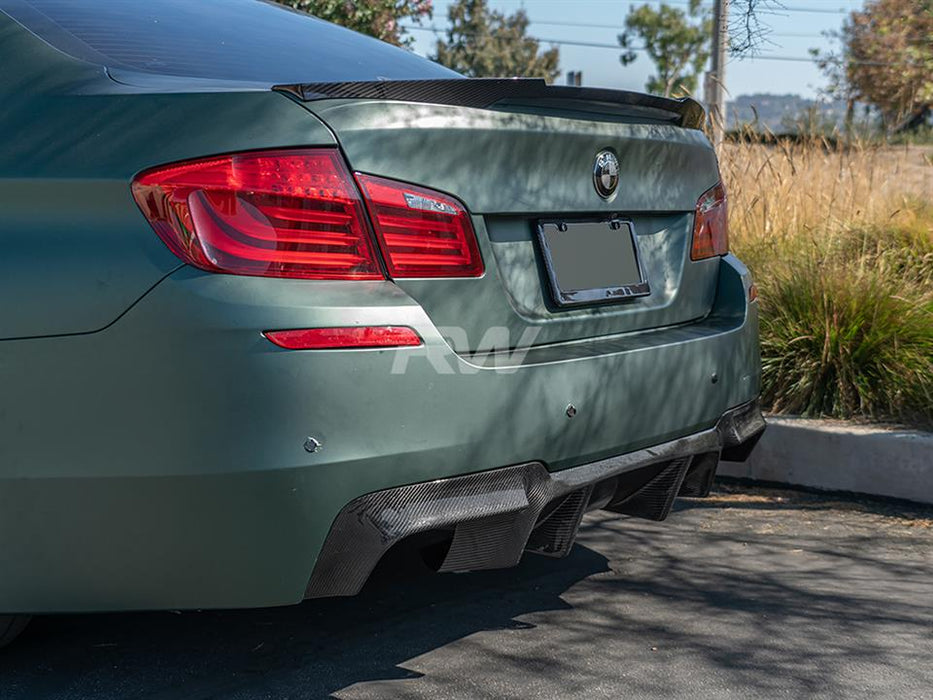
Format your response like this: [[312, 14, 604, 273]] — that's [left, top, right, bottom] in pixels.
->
[[758, 248, 933, 424], [722, 138, 933, 426]]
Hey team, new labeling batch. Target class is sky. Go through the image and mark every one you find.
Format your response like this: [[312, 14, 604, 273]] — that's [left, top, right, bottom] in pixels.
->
[[407, 0, 867, 100]]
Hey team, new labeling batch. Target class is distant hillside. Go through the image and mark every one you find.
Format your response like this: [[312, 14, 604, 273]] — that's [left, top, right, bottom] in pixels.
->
[[726, 93, 854, 133]]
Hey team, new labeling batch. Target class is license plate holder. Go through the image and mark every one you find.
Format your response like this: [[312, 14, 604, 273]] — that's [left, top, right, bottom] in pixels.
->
[[536, 218, 649, 306]]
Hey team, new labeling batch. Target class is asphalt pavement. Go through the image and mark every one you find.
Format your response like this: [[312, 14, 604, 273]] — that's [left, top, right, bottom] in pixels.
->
[[2, 482, 931, 699]]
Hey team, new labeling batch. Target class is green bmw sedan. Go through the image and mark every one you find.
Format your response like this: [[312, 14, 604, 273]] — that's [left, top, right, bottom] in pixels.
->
[[0, 0, 764, 646]]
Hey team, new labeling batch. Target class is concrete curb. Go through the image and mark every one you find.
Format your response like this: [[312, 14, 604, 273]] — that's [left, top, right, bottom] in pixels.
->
[[716, 417, 933, 505]]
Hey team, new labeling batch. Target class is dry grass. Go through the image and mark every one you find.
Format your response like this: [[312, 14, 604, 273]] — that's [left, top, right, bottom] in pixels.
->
[[723, 140, 932, 249], [720, 138, 933, 426]]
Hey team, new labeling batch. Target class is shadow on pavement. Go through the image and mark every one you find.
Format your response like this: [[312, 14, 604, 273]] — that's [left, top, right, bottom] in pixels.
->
[[562, 499, 933, 699], [0, 540, 610, 699], [1, 490, 931, 699]]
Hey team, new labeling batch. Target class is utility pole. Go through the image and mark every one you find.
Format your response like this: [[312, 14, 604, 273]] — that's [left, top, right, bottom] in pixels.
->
[[708, 0, 729, 149]]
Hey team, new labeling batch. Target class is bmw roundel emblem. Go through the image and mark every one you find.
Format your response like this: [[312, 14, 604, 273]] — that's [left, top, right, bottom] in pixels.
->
[[593, 149, 620, 199]]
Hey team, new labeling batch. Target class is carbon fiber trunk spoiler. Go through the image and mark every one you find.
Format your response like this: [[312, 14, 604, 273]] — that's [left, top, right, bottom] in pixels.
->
[[274, 78, 706, 130]]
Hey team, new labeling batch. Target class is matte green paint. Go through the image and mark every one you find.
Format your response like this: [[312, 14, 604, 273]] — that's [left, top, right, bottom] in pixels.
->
[[0, 258, 757, 612], [0, 18, 336, 339], [306, 100, 719, 214], [0, 13, 760, 613], [295, 99, 723, 351]]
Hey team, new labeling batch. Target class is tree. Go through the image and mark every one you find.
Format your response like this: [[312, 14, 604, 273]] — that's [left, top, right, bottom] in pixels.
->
[[618, 0, 712, 98], [814, 0, 933, 131], [273, 0, 431, 47], [433, 0, 560, 80]]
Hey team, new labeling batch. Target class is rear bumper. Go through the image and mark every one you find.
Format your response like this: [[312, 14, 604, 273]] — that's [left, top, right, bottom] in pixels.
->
[[0, 256, 760, 614], [308, 399, 765, 598]]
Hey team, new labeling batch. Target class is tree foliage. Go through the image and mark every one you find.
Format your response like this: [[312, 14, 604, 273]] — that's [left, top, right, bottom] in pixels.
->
[[433, 0, 560, 80], [618, 0, 711, 98], [272, 0, 431, 46], [815, 0, 933, 129]]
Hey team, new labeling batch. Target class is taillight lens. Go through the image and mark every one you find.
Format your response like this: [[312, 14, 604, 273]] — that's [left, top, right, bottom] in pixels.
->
[[132, 149, 383, 280], [355, 174, 484, 278], [690, 181, 729, 261]]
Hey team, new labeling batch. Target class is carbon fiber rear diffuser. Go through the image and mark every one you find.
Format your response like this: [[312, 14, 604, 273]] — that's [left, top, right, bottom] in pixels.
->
[[305, 400, 764, 598]]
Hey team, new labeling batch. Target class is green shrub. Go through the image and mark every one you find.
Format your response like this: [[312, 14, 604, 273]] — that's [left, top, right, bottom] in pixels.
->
[[753, 217, 933, 426], [724, 139, 933, 428]]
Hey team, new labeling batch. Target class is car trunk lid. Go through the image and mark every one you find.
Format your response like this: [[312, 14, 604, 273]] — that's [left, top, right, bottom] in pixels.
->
[[283, 80, 722, 352]]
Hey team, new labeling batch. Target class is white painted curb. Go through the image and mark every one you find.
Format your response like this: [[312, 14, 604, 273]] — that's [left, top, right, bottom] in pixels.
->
[[717, 417, 933, 505]]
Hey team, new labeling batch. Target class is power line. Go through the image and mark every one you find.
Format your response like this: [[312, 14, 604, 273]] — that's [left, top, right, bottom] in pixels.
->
[[404, 24, 910, 68], [491, 0, 854, 13], [527, 19, 825, 38]]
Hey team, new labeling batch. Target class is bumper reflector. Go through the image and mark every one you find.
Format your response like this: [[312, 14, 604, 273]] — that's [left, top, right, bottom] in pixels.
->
[[264, 326, 422, 350]]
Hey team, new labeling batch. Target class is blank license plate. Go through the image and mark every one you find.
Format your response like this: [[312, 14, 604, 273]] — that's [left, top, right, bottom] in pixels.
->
[[537, 219, 649, 306]]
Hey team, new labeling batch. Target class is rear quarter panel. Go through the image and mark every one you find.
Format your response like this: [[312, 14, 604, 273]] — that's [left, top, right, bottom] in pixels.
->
[[0, 20, 336, 339]]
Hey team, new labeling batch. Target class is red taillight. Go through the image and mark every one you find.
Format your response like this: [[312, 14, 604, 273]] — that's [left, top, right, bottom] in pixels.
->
[[132, 149, 383, 280], [263, 326, 422, 350], [355, 174, 484, 278], [691, 181, 729, 261]]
